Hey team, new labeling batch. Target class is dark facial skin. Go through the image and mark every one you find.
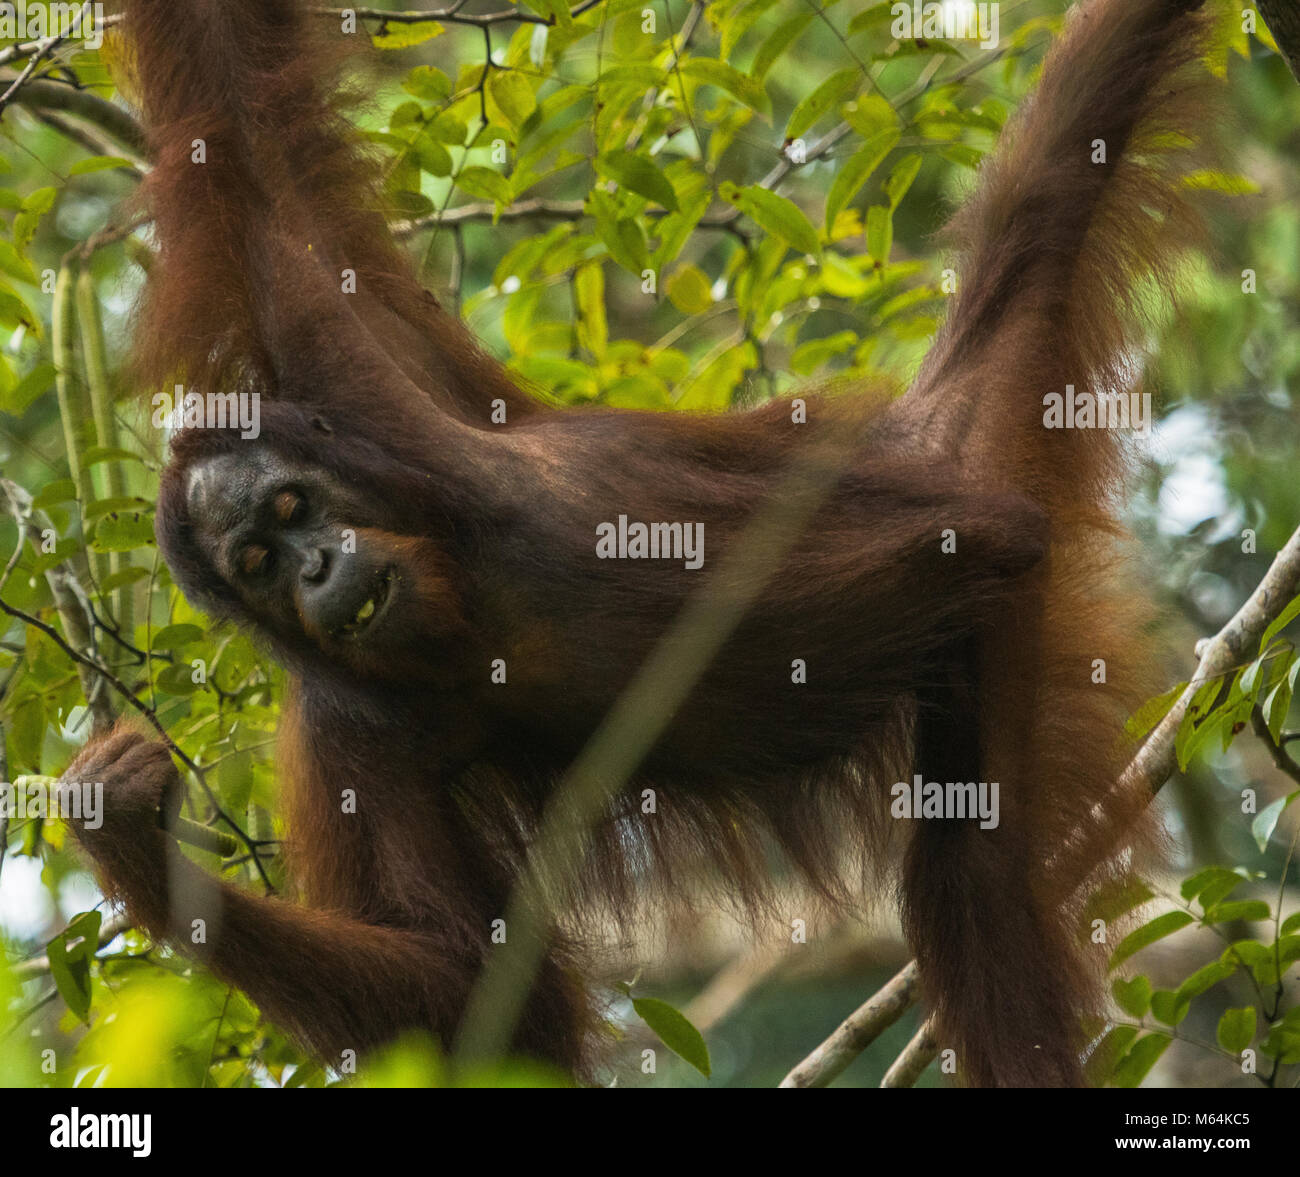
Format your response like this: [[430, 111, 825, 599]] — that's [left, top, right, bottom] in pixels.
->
[[185, 447, 457, 673]]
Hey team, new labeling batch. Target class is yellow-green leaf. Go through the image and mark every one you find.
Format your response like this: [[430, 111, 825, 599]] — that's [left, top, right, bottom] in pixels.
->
[[68, 156, 133, 176], [1111, 975, 1152, 1018], [372, 20, 444, 49], [665, 264, 713, 314], [490, 70, 537, 130], [631, 997, 711, 1077], [680, 58, 771, 115], [721, 182, 820, 256], [842, 94, 900, 140], [825, 129, 899, 229], [1109, 910, 1194, 968], [1216, 1007, 1256, 1054], [574, 262, 607, 359], [597, 150, 679, 212], [456, 166, 512, 205], [785, 67, 859, 141], [403, 65, 451, 101]]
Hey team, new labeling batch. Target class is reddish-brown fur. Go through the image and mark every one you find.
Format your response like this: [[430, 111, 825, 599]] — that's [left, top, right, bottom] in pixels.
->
[[65, 0, 1214, 1085]]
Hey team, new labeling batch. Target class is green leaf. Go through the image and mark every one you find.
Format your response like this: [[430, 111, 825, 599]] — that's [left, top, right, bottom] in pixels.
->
[[573, 262, 607, 359], [414, 134, 453, 178], [1192, 869, 1249, 914], [824, 129, 899, 229], [842, 94, 900, 140], [84, 495, 153, 522], [1216, 1007, 1256, 1054], [720, 182, 820, 256], [675, 340, 756, 411], [1282, 911, 1300, 936], [751, 11, 815, 82], [941, 144, 984, 170], [1202, 899, 1271, 925], [1238, 654, 1265, 699], [14, 188, 55, 250], [490, 70, 537, 131], [0, 240, 36, 284], [792, 330, 857, 375], [0, 360, 51, 417], [665, 264, 713, 314], [883, 153, 923, 209], [156, 663, 200, 697], [847, 5, 898, 36], [0, 288, 36, 332], [46, 910, 102, 1023], [1250, 790, 1299, 854], [456, 166, 513, 205], [1085, 1025, 1139, 1084], [720, 0, 782, 57], [1262, 660, 1295, 744], [1148, 989, 1190, 1026], [1110, 1032, 1171, 1087], [372, 20, 444, 49], [679, 58, 771, 115], [1260, 593, 1300, 652], [866, 204, 893, 262], [590, 197, 649, 275], [22, 186, 56, 215], [1261, 1016, 1300, 1064], [1220, 938, 1271, 972], [597, 151, 679, 212], [596, 63, 664, 90], [1111, 975, 1152, 1018], [68, 156, 133, 176], [31, 478, 76, 509], [91, 512, 156, 553], [403, 65, 452, 101], [428, 111, 469, 146], [386, 188, 433, 218], [151, 623, 204, 651], [1173, 960, 1235, 1004], [631, 997, 711, 1077], [1126, 679, 1189, 741], [101, 565, 149, 594], [785, 67, 860, 141], [1109, 910, 1194, 968]]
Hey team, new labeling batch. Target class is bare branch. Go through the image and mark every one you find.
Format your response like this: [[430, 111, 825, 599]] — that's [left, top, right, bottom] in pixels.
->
[[778, 962, 919, 1088], [880, 1017, 939, 1088], [3, 76, 148, 157], [311, 1, 605, 29]]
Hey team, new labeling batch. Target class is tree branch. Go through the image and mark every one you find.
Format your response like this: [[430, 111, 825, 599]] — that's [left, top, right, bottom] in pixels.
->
[[311, 1, 605, 29], [778, 961, 919, 1088], [3, 76, 148, 158]]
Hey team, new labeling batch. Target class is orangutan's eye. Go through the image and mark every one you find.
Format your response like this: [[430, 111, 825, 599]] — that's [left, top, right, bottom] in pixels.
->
[[275, 490, 305, 525], [241, 545, 271, 577]]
